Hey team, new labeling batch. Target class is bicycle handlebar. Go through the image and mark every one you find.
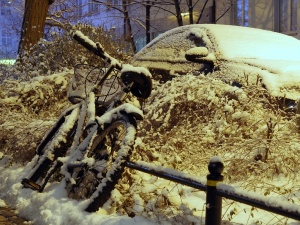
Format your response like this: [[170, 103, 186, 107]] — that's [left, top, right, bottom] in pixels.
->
[[72, 30, 122, 70]]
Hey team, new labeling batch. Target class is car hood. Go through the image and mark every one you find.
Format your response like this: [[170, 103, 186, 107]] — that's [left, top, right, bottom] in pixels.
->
[[236, 58, 300, 100]]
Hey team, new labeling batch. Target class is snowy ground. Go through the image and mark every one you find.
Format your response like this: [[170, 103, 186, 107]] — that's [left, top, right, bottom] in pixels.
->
[[0, 156, 299, 224], [0, 72, 300, 224]]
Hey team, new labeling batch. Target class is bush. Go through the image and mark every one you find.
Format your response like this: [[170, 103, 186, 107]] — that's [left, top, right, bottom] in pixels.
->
[[12, 24, 132, 80], [0, 64, 10, 83]]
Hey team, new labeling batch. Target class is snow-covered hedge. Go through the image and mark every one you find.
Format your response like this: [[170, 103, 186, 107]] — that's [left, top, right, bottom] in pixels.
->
[[109, 75, 300, 222], [0, 71, 299, 223], [2, 24, 132, 81], [135, 75, 300, 184], [0, 71, 72, 163]]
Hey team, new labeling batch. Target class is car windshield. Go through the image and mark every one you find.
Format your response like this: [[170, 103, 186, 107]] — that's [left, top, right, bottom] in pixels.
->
[[135, 28, 208, 62], [201, 24, 300, 61]]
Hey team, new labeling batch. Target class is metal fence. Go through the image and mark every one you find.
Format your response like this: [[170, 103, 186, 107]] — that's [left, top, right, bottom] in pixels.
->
[[125, 159, 300, 224]]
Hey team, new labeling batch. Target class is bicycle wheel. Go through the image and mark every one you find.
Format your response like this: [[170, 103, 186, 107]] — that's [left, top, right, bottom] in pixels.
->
[[66, 114, 137, 212], [22, 107, 79, 192]]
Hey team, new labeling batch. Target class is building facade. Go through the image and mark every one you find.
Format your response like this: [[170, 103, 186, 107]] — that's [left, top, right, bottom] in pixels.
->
[[132, 0, 300, 50], [0, 0, 22, 59], [222, 0, 299, 36], [0, 0, 299, 59]]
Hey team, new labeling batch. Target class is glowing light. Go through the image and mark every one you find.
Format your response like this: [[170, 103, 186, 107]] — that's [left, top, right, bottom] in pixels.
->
[[0, 59, 16, 65], [181, 12, 189, 17]]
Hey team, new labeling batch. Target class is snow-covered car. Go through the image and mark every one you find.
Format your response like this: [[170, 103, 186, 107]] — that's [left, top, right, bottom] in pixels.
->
[[131, 24, 300, 110]]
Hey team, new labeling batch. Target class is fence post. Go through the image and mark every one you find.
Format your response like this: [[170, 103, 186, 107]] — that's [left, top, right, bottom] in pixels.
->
[[205, 158, 224, 225]]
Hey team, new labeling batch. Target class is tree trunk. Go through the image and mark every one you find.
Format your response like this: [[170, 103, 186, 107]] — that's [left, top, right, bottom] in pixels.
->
[[173, 0, 183, 26], [211, 0, 216, 23], [122, 0, 136, 53], [146, 1, 151, 44], [196, 0, 209, 24], [18, 0, 54, 53], [188, 0, 193, 24], [123, 16, 127, 40]]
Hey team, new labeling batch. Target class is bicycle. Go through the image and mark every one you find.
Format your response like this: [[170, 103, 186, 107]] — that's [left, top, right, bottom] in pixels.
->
[[21, 29, 152, 213]]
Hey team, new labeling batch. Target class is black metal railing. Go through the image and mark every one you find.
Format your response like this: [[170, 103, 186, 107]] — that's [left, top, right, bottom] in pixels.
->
[[125, 159, 300, 224]]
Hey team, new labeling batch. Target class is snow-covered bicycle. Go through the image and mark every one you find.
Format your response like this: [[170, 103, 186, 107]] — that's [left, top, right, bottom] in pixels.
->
[[21, 30, 152, 212]]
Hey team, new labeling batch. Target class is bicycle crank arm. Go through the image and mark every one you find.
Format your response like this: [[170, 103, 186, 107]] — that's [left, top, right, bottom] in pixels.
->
[[22, 160, 64, 192], [21, 178, 43, 192]]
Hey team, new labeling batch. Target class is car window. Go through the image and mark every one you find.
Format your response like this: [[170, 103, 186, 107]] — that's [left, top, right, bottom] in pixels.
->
[[137, 28, 208, 62], [186, 32, 206, 47]]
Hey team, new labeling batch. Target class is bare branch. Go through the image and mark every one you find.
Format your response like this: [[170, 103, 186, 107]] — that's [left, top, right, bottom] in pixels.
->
[[196, 0, 209, 24]]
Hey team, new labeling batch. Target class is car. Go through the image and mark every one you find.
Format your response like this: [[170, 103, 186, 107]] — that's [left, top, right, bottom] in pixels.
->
[[131, 24, 300, 111]]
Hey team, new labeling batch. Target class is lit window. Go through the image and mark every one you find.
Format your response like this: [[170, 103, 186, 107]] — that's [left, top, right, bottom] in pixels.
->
[[280, 0, 298, 32], [106, 0, 121, 10], [280, 0, 288, 32], [135, 36, 146, 52], [236, 0, 249, 27], [76, 0, 83, 16], [291, 0, 298, 31], [1, 29, 12, 47], [88, 1, 100, 13], [113, 0, 121, 5], [0, 0, 12, 15]]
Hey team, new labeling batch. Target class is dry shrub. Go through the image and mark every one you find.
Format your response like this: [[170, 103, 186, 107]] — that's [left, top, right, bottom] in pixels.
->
[[0, 23, 131, 163], [0, 64, 13, 83], [135, 74, 300, 186], [137, 76, 299, 179], [0, 112, 55, 164], [0, 72, 71, 115], [9, 24, 132, 80], [113, 75, 300, 223], [0, 72, 72, 163], [1, 64, 299, 223], [108, 169, 205, 224]]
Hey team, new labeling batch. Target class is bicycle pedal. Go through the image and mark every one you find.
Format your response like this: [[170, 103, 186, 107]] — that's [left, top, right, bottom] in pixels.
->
[[21, 178, 42, 192]]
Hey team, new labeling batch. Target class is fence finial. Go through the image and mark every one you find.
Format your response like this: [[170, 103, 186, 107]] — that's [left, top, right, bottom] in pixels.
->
[[205, 156, 224, 225]]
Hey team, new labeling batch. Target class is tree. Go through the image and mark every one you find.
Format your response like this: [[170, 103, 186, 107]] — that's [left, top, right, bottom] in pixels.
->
[[67, 0, 233, 53], [122, 0, 137, 53], [18, 0, 55, 54], [93, 0, 137, 52], [173, 0, 183, 26], [145, 1, 151, 43]]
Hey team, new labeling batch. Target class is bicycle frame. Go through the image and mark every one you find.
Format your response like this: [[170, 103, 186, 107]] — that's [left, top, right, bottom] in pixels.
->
[[22, 28, 152, 209], [25, 64, 143, 192]]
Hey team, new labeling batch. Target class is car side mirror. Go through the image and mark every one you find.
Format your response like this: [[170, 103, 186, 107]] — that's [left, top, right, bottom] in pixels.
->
[[185, 47, 215, 63]]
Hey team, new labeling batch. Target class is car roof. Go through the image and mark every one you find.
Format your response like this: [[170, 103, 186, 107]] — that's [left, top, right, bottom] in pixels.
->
[[134, 24, 300, 61], [201, 24, 300, 61]]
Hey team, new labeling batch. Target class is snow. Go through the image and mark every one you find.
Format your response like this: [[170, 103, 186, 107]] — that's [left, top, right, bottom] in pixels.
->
[[200, 25, 300, 61], [0, 156, 299, 224], [153, 24, 300, 61], [132, 24, 300, 101], [217, 183, 300, 215], [96, 103, 143, 125], [1, 26, 300, 224], [0, 199, 6, 207], [121, 64, 152, 78], [185, 47, 209, 57], [209, 156, 223, 163], [0, 159, 157, 225]]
